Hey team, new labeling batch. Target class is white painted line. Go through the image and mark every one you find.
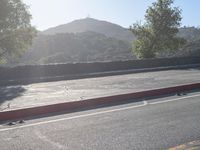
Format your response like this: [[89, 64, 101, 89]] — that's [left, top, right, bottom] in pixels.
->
[[143, 101, 148, 105], [0, 103, 147, 132], [149, 94, 200, 105], [0, 93, 200, 132]]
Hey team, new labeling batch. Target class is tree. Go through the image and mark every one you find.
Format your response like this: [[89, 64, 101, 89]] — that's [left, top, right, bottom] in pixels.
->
[[130, 0, 186, 58], [0, 0, 36, 63]]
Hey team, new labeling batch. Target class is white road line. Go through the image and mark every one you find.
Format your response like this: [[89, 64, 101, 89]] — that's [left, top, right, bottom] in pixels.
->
[[149, 94, 200, 105], [0, 103, 147, 132], [0, 93, 200, 132]]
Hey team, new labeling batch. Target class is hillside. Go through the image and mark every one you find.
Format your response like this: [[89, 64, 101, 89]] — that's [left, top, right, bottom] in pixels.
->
[[178, 27, 200, 42], [43, 18, 135, 42], [15, 31, 134, 65], [174, 40, 200, 57], [175, 27, 200, 57]]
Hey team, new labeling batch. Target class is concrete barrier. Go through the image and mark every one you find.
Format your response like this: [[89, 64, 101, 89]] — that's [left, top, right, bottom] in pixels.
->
[[0, 57, 200, 86], [0, 57, 200, 81], [1, 63, 200, 86], [0, 82, 200, 122]]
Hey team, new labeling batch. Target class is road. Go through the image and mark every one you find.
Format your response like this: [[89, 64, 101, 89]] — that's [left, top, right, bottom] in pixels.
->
[[0, 68, 200, 110], [0, 91, 200, 150]]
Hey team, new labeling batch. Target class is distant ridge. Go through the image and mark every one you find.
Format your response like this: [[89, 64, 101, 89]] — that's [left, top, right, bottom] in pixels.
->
[[42, 18, 135, 42]]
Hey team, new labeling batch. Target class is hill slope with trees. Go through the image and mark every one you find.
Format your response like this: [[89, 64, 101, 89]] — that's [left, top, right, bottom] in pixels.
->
[[8, 18, 200, 66], [15, 31, 133, 65]]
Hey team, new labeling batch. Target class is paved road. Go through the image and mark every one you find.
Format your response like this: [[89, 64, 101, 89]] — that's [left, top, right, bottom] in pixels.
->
[[0, 68, 200, 111], [0, 91, 200, 150]]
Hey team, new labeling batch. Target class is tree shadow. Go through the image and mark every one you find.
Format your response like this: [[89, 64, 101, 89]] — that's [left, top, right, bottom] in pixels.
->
[[0, 86, 26, 106]]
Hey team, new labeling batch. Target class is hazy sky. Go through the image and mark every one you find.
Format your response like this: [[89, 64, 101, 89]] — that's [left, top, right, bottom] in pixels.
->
[[23, 0, 200, 31]]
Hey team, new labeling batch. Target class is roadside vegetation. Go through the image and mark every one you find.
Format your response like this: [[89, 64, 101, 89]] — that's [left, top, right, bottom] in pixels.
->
[[130, 0, 186, 58], [0, 0, 36, 64]]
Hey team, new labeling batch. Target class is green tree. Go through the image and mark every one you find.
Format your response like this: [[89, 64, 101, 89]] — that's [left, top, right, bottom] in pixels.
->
[[130, 0, 186, 58], [0, 0, 36, 63]]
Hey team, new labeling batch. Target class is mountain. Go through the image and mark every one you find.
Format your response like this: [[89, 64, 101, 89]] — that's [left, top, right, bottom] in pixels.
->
[[10, 18, 136, 65], [42, 18, 135, 42], [7, 19, 200, 66]]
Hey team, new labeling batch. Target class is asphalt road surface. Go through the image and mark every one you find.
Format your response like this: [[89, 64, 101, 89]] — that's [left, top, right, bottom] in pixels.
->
[[0, 91, 200, 150], [0, 68, 200, 111]]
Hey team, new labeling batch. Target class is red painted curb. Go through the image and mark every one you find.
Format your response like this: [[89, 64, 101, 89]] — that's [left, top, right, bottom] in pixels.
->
[[0, 83, 200, 122]]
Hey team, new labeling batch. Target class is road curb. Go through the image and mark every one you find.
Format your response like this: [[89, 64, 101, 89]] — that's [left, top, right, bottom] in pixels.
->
[[0, 83, 200, 122]]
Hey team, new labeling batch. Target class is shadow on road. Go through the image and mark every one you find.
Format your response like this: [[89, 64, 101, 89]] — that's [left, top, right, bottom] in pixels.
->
[[0, 86, 26, 107]]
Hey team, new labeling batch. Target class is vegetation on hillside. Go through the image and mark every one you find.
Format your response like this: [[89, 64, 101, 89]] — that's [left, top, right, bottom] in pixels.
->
[[14, 31, 133, 65], [178, 27, 200, 42]]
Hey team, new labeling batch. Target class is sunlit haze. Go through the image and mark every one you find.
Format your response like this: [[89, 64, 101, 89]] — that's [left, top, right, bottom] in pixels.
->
[[23, 0, 200, 31]]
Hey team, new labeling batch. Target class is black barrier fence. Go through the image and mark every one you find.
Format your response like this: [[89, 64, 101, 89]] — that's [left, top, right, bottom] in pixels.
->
[[0, 57, 200, 81]]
